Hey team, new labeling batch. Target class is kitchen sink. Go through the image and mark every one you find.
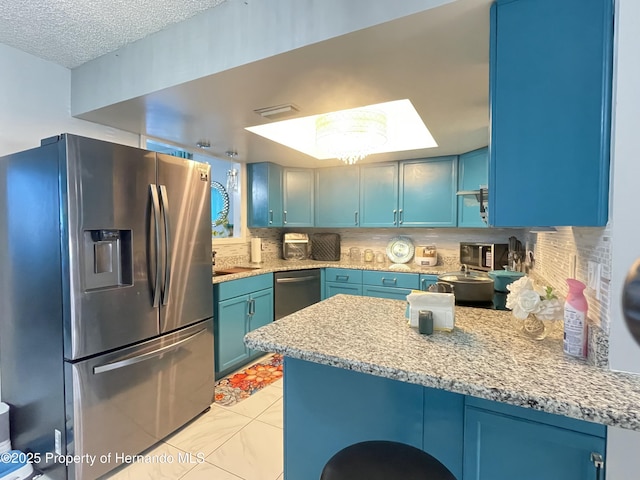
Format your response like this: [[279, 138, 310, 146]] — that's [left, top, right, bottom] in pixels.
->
[[214, 266, 261, 276]]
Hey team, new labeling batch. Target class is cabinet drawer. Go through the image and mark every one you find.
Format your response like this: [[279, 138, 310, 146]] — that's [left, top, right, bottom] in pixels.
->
[[362, 271, 419, 289], [216, 273, 273, 300], [362, 285, 412, 301], [419, 274, 438, 291], [325, 268, 362, 284]]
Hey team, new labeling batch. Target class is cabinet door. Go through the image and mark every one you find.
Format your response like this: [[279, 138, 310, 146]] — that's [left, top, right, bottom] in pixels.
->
[[359, 163, 398, 227], [315, 166, 360, 227], [247, 288, 274, 358], [458, 148, 488, 228], [216, 295, 250, 374], [283, 168, 314, 226], [362, 285, 412, 301], [247, 162, 283, 227], [419, 275, 438, 291], [325, 283, 362, 299], [489, 0, 613, 227], [464, 406, 606, 480], [400, 157, 457, 227]]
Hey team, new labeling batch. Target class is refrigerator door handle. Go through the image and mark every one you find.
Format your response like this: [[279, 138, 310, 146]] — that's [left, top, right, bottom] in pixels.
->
[[150, 184, 162, 308], [92, 327, 207, 375], [159, 184, 172, 306]]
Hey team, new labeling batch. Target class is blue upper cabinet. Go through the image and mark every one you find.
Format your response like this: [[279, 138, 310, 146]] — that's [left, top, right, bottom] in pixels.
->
[[283, 167, 314, 227], [315, 166, 360, 227], [247, 162, 283, 227], [489, 0, 613, 227], [400, 157, 458, 227], [359, 163, 399, 227], [458, 147, 488, 228]]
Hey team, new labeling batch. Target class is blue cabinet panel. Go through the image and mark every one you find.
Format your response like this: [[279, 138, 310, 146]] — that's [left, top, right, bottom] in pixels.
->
[[400, 157, 458, 227], [489, 0, 613, 227], [362, 285, 412, 301], [423, 388, 464, 480], [216, 296, 250, 373], [283, 168, 314, 226], [247, 288, 274, 358], [359, 163, 399, 227], [284, 358, 425, 480], [419, 274, 439, 291], [325, 268, 362, 284], [315, 166, 360, 227], [458, 147, 488, 228], [362, 271, 419, 289], [325, 282, 362, 299], [464, 406, 606, 480], [217, 273, 273, 301], [247, 162, 283, 227]]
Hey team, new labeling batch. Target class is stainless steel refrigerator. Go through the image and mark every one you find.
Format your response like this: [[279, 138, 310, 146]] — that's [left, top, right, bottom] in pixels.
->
[[0, 134, 214, 480]]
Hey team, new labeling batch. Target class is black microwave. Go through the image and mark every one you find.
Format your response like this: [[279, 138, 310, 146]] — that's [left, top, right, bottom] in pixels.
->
[[460, 242, 509, 271]]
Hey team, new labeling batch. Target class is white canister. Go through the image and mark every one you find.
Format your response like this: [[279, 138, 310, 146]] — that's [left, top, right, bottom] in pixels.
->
[[0, 402, 10, 453], [414, 245, 438, 267], [250, 237, 263, 263]]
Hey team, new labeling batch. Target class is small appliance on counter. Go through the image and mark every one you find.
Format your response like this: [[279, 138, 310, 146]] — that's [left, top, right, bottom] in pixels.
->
[[460, 242, 509, 272], [310, 233, 341, 261], [414, 245, 437, 266], [283, 233, 310, 260]]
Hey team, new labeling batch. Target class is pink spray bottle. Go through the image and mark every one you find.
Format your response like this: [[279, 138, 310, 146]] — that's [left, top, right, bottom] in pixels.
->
[[563, 279, 588, 358]]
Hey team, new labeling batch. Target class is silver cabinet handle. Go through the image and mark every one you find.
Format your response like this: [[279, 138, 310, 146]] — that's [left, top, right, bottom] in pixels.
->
[[335, 275, 350, 282], [283, 210, 287, 224], [354, 211, 359, 226], [591, 452, 604, 480], [269, 210, 273, 224], [93, 328, 207, 374], [159, 185, 171, 306], [149, 184, 162, 308], [382, 277, 397, 286], [393, 209, 397, 225], [247, 298, 255, 316], [399, 208, 404, 224]]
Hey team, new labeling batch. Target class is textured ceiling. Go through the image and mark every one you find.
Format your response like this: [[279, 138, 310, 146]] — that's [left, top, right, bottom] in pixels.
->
[[0, 0, 227, 68]]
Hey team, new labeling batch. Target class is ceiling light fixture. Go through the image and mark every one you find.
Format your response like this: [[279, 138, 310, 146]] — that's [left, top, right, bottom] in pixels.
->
[[315, 109, 388, 165], [196, 140, 211, 149]]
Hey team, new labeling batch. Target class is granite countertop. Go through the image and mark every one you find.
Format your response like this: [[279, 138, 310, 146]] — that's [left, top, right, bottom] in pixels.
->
[[244, 294, 640, 431], [212, 259, 451, 284]]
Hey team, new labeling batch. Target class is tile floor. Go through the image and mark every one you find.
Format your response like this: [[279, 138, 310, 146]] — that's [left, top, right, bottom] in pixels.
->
[[102, 368, 284, 480]]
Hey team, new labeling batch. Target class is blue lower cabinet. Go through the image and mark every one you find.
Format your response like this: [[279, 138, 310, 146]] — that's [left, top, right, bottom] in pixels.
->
[[463, 401, 606, 480], [216, 295, 251, 374], [284, 358, 433, 480], [326, 282, 362, 299], [247, 288, 274, 359], [362, 285, 412, 301], [420, 274, 439, 291]]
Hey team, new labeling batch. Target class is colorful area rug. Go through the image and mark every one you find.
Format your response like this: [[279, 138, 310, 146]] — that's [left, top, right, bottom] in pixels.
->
[[214, 354, 283, 406]]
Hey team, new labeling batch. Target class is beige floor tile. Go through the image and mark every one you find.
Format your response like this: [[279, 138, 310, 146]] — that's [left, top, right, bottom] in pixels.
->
[[206, 420, 284, 480], [256, 398, 283, 429], [215, 384, 282, 419], [165, 406, 252, 457], [276, 474, 283, 480], [100, 442, 196, 480], [180, 462, 244, 480], [270, 378, 283, 389]]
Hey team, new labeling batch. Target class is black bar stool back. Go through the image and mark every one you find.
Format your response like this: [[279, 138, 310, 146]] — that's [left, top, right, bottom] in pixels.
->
[[320, 440, 457, 480]]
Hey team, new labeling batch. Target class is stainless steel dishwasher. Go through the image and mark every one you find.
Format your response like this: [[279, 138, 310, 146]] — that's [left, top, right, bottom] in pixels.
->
[[274, 269, 321, 320]]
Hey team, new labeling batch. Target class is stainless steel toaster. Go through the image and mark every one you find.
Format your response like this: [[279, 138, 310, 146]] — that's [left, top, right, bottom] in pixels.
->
[[282, 233, 310, 260]]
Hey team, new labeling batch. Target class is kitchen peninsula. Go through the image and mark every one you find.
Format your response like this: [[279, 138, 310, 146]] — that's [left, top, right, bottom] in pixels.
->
[[245, 294, 640, 479]]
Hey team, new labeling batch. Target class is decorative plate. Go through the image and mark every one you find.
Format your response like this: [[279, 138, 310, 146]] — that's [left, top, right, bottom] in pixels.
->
[[386, 236, 415, 264]]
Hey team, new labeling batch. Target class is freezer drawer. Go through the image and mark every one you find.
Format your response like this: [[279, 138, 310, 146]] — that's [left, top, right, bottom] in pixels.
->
[[64, 319, 213, 480]]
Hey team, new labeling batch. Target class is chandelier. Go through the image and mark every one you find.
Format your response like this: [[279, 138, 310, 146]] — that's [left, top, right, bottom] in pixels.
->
[[315, 109, 388, 165]]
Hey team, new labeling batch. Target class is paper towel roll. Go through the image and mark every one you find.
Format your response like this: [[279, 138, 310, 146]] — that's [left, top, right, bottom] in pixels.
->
[[251, 237, 262, 263], [0, 401, 10, 453]]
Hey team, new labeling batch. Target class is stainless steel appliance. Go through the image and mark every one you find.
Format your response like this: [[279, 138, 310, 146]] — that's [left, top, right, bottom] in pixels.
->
[[282, 232, 310, 260], [459, 242, 509, 272], [0, 134, 214, 480], [274, 269, 321, 320]]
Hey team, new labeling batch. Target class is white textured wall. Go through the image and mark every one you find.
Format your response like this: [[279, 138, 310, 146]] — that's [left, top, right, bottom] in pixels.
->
[[0, 44, 139, 156]]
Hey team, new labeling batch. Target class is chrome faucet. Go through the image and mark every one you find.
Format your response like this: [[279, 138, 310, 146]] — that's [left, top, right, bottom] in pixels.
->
[[460, 264, 468, 274]]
